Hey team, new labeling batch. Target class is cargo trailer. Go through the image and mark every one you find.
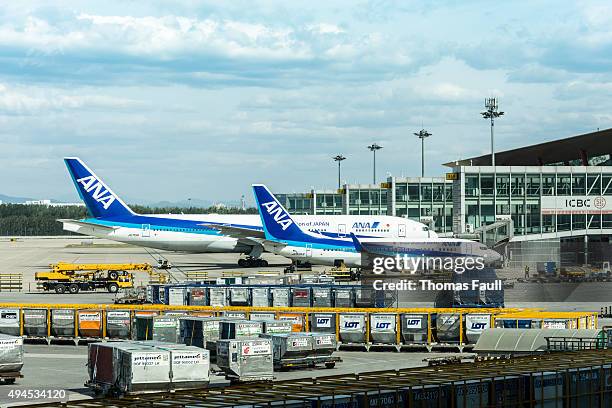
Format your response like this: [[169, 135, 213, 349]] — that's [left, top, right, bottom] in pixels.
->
[[216, 338, 274, 383]]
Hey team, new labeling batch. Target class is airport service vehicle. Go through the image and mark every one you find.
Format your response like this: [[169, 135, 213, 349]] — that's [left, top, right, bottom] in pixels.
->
[[34, 262, 145, 294], [245, 184, 501, 268], [61, 157, 432, 266]]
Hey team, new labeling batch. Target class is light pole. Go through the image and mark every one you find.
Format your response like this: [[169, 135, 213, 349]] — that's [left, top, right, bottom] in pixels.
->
[[333, 155, 346, 189], [414, 129, 431, 177], [367, 143, 383, 184], [481, 98, 504, 166]]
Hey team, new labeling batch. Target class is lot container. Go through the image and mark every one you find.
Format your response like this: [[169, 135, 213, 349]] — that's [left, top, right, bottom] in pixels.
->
[[250, 287, 270, 307], [0, 308, 20, 336], [339, 313, 366, 344], [51, 309, 75, 337], [106, 310, 131, 339], [250, 312, 276, 321], [23, 308, 48, 337], [229, 287, 250, 306], [0, 334, 24, 376], [400, 314, 429, 344], [216, 338, 273, 382], [309, 313, 336, 334], [436, 313, 461, 343], [333, 288, 354, 308], [77, 310, 102, 338], [167, 287, 188, 306], [220, 320, 263, 340], [209, 287, 227, 307], [188, 287, 208, 306], [369, 314, 397, 344], [277, 313, 305, 332], [291, 287, 312, 307], [464, 314, 491, 344], [271, 288, 290, 307], [312, 287, 332, 308], [262, 320, 293, 335]]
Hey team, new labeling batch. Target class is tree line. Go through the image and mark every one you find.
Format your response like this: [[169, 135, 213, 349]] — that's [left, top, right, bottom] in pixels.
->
[[0, 204, 257, 236]]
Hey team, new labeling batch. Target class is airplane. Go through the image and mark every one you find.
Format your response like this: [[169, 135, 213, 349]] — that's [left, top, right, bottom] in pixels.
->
[[60, 157, 434, 267], [250, 184, 502, 268]]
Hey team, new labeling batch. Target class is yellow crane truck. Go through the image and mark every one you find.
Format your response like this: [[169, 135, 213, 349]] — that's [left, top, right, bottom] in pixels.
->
[[35, 262, 151, 294]]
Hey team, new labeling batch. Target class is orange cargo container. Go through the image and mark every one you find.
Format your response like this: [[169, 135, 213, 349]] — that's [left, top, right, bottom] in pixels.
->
[[277, 312, 305, 332], [77, 310, 102, 338]]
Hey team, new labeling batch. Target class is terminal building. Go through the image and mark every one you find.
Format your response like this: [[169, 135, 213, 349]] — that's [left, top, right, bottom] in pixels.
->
[[278, 128, 612, 269]]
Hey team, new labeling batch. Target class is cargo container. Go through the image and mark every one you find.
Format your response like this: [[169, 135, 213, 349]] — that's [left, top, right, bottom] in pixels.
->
[[216, 338, 274, 382], [250, 312, 276, 321], [400, 314, 429, 344], [51, 309, 75, 338], [405, 384, 450, 407], [356, 389, 405, 408], [339, 313, 366, 345], [523, 371, 563, 407], [188, 311, 214, 318], [77, 310, 103, 338], [0, 334, 24, 384], [0, 308, 20, 336], [264, 333, 314, 361], [220, 320, 263, 340], [312, 287, 332, 308], [271, 288, 290, 307], [277, 313, 305, 332], [229, 287, 250, 306], [369, 314, 397, 345], [262, 320, 293, 335], [491, 376, 520, 407], [209, 287, 227, 307], [158, 286, 166, 304], [167, 287, 188, 306], [87, 342, 170, 395], [333, 288, 354, 308], [86, 341, 209, 395], [309, 313, 336, 334], [304, 332, 337, 359], [453, 380, 490, 408], [134, 315, 180, 342], [436, 314, 461, 343], [354, 287, 376, 308], [464, 314, 491, 344], [106, 310, 131, 339], [291, 287, 312, 307], [179, 317, 227, 354], [250, 287, 270, 307], [188, 287, 208, 306]]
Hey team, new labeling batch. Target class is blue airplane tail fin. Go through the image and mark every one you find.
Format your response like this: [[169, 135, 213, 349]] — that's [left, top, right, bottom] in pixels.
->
[[64, 157, 135, 219], [252, 184, 310, 241], [349, 233, 363, 252]]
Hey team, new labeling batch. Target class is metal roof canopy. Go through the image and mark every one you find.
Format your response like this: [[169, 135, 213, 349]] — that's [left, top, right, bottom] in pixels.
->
[[444, 127, 612, 167], [27, 349, 612, 408]]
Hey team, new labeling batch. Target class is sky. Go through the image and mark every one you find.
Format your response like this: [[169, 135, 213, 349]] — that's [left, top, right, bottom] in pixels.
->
[[1, 0, 612, 204]]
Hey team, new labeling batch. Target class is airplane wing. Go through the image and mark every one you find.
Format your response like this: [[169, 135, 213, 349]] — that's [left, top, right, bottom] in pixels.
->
[[199, 223, 265, 239], [57, 219, 119, 231]]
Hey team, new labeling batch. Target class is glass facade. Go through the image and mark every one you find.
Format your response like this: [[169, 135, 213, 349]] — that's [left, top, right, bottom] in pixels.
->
[[392, 177, 453, 233], [457, 166, 612, 236], [345, 184, 388, 215], [275, 193, 313, 215]]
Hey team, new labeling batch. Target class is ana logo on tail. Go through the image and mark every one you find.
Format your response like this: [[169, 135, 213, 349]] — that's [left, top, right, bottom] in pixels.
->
[[261, 201, 293, 231], [76, 175, 116, 210]]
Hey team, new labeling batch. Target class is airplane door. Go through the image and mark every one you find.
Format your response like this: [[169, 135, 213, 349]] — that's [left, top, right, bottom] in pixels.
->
[[306, 244, 312, 258], [338, 224, 347, 238], [142, 224, 151, 238], [398, 224, 406, 238]]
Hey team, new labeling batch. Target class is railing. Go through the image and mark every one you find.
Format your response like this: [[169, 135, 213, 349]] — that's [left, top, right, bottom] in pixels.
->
[[0, 273, 22, 292], [546, 336, 606, 351]]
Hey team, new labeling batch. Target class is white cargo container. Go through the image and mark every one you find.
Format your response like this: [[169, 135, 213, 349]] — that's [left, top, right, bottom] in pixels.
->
[[369, 314, 397, 345], [339, 313, 366, 345], [0, 309, 20, 336], [0, 334, 24, 383], [216, 338, 274, 382]]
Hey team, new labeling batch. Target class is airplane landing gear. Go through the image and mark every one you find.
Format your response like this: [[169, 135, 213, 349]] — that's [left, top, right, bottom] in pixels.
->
[[237, 257, 268, 268]]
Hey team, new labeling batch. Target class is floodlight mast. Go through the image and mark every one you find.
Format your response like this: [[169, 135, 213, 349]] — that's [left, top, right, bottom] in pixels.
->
[[481, 98, 504, 166], [414, 129, 432, 177], [367, 143, 383, 184]]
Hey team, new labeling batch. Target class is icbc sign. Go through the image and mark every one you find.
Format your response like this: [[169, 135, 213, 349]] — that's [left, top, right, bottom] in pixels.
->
[[541, 196, 612, 214]]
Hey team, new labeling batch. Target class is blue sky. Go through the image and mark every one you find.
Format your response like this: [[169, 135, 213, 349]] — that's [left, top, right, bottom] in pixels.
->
[[1, 0, 611, 203]]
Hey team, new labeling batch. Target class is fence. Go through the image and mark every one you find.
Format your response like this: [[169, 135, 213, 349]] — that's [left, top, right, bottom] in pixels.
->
[[0, 273, 22, 292]]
